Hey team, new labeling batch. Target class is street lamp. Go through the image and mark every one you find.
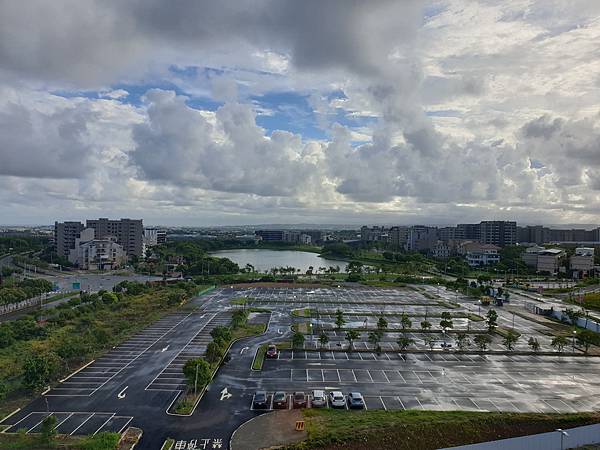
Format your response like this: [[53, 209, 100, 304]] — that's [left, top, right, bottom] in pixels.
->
[[442, 328, 447, 349], [555, 428, 569, 450], [572, 330, 577, 353]]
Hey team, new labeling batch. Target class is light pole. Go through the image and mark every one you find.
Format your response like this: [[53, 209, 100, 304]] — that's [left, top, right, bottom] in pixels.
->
[[555, 428, 569, 450], [572, 330, 577, 353]]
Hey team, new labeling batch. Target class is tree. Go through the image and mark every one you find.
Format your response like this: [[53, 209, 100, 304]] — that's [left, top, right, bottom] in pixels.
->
[[455, 333, 470, 351], [368, 331, 382, 350], [474, 334, 492, 351], [551, 335, 568, 353], [205, 340, 225, 364], [231, 309, 249, 328], [576, 330, 596, 354], [40, 415, 57, 445], [528, 337, 540, 352], [377, 316, 388, 332], [420, 320, 432, 331], [486, 309, 498, 332], [424, 335, 436, 350], [182, 358, 212, 393], [335, 309, 345, 330], [397, 336, 415, 352], [345, 330, 360, 350], [210, 326, 232, 343], [564, 308, 583, 325], [292, 332, 305, 349], [400, 313, 412, 330], [0, 381, 7, 402], [502, 331, 519, 351], [22, 352, 62, 393], [318, 332, 329, 349], [439, 311, 453, 330]]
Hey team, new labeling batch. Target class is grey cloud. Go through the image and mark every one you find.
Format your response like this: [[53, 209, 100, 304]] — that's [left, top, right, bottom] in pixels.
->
[[0, 100, 95, 178]]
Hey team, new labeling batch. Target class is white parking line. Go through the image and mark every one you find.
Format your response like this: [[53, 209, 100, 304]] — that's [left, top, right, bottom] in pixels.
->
[[93, 413, 115, 436], [70, 413, 94, 435]]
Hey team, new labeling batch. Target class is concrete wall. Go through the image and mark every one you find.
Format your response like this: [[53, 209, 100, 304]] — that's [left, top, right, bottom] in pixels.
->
[[552, 310, 600, 333], [439, 423, 600, 450]]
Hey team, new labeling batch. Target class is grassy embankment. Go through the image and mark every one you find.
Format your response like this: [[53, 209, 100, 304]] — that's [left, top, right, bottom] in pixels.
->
[[0, 431, 120, 450], [295, 410, 600, 450]]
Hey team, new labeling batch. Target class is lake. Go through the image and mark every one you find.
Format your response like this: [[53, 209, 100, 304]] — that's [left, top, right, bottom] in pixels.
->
[[209, 249, 348, 273]]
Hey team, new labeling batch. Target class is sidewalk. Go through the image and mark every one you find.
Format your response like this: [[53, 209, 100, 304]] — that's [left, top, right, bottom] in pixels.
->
[[230, 410, 307, 450]]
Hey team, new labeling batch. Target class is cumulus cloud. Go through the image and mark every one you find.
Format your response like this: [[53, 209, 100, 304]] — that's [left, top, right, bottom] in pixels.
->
[[1, 0, 600, 225], [131, 89, 320, 197]]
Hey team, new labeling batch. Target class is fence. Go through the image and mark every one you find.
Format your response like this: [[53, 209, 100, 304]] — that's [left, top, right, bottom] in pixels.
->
[[0, 293, 46, 316], [439, 423, 600, 450]]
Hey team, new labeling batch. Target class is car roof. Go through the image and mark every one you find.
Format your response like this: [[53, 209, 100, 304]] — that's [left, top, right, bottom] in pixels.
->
[[330, 391, 343, 396]]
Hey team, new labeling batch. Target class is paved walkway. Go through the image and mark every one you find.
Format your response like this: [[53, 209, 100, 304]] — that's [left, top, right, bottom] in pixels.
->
[[230, 410, 307, 450]]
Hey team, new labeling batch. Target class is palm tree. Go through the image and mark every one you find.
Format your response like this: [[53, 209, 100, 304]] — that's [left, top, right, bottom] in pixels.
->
[[318, 332, 329, 349], [345, 330, 360, 350]]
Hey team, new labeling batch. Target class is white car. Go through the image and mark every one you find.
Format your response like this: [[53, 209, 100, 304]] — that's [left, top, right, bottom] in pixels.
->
[[328, 391, 346, 408], [311, 390, 327, 408]]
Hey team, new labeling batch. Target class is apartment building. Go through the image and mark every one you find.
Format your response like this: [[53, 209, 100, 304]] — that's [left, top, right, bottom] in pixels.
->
[[144, 228, 167, 247], [480, 221, 517, 246], [86, 218, 144, 258], [54, 221, 85, 258]]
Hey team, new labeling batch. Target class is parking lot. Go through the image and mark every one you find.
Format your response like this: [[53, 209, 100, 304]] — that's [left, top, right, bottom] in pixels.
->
[[47, 311, 193, 397], [3, 285, 600, 449]]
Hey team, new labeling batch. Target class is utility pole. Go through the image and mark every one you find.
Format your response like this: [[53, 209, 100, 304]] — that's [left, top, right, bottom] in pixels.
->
[[194, 363, 199, 396]]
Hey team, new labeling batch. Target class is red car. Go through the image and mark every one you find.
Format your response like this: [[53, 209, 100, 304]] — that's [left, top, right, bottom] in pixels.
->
[[266, 344, 278, 358], [293, 392, 307, 408]]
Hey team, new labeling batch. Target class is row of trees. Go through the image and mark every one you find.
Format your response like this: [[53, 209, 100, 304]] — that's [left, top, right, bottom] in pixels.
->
[[0, 278, 53, 305], [182, 309, 250, 395]]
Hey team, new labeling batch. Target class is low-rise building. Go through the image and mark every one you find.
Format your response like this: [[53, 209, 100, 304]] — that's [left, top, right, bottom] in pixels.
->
[[536, 248, 565, 274], [570, 247, 595, 278], [459, 242, 501, 267], [68, 228, 127, 270]]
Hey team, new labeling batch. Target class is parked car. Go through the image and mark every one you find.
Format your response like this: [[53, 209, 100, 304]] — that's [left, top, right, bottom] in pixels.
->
[[253, 391, 268, 409], [440, 342, 453, 349], [347, 392, 365, 409], [273, 391, 288, 409], [328, 391, 346, 409], [311, 390, 327, 408], [266, 344, 278, 358], [293, 391, 307, 408]]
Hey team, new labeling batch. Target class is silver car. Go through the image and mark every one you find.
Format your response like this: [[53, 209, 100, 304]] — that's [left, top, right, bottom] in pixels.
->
[[328, 391, 346, 408], [311, 390, 326, 408]]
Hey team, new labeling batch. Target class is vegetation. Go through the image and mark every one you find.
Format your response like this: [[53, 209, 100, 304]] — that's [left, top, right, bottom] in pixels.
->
[[296, 410, 600, 450], [0, 281, 206, 415], [485, 309, 498, 332], [551, 335, 568, 353], [0, 278, 53, 306], [0, 430, 120, 450]]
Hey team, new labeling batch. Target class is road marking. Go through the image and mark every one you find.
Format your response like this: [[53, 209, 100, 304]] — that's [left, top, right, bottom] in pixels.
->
[[240, 346, 250, 354], [117, 386, 128, 399], [70, 413, 94, 435], [161, 345, 170, 352], [220, 388, 232, 401], [93, 413, 115, 436]]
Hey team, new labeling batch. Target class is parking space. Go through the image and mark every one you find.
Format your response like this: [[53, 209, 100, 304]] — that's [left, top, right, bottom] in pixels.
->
[[2, 412, 133, 435], [146, 312, 230, 391], [46, 312, 192, 397]]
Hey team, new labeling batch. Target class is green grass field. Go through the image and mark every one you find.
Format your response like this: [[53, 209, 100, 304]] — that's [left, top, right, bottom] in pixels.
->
[[295, 410, 600, 450]]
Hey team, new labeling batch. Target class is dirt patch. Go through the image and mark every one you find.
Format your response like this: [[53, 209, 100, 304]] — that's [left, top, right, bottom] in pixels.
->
[[231, 410, 307, 450]]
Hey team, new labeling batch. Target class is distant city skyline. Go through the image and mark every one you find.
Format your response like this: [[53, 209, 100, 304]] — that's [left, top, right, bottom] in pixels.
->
[[1, 2, 600, 226]]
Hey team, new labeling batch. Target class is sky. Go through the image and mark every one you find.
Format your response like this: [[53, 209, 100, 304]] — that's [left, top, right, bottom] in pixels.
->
[[1, 1, 600, 226]]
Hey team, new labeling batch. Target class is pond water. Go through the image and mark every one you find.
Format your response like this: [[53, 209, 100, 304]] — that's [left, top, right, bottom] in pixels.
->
[[209, 249, 348, 273]]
